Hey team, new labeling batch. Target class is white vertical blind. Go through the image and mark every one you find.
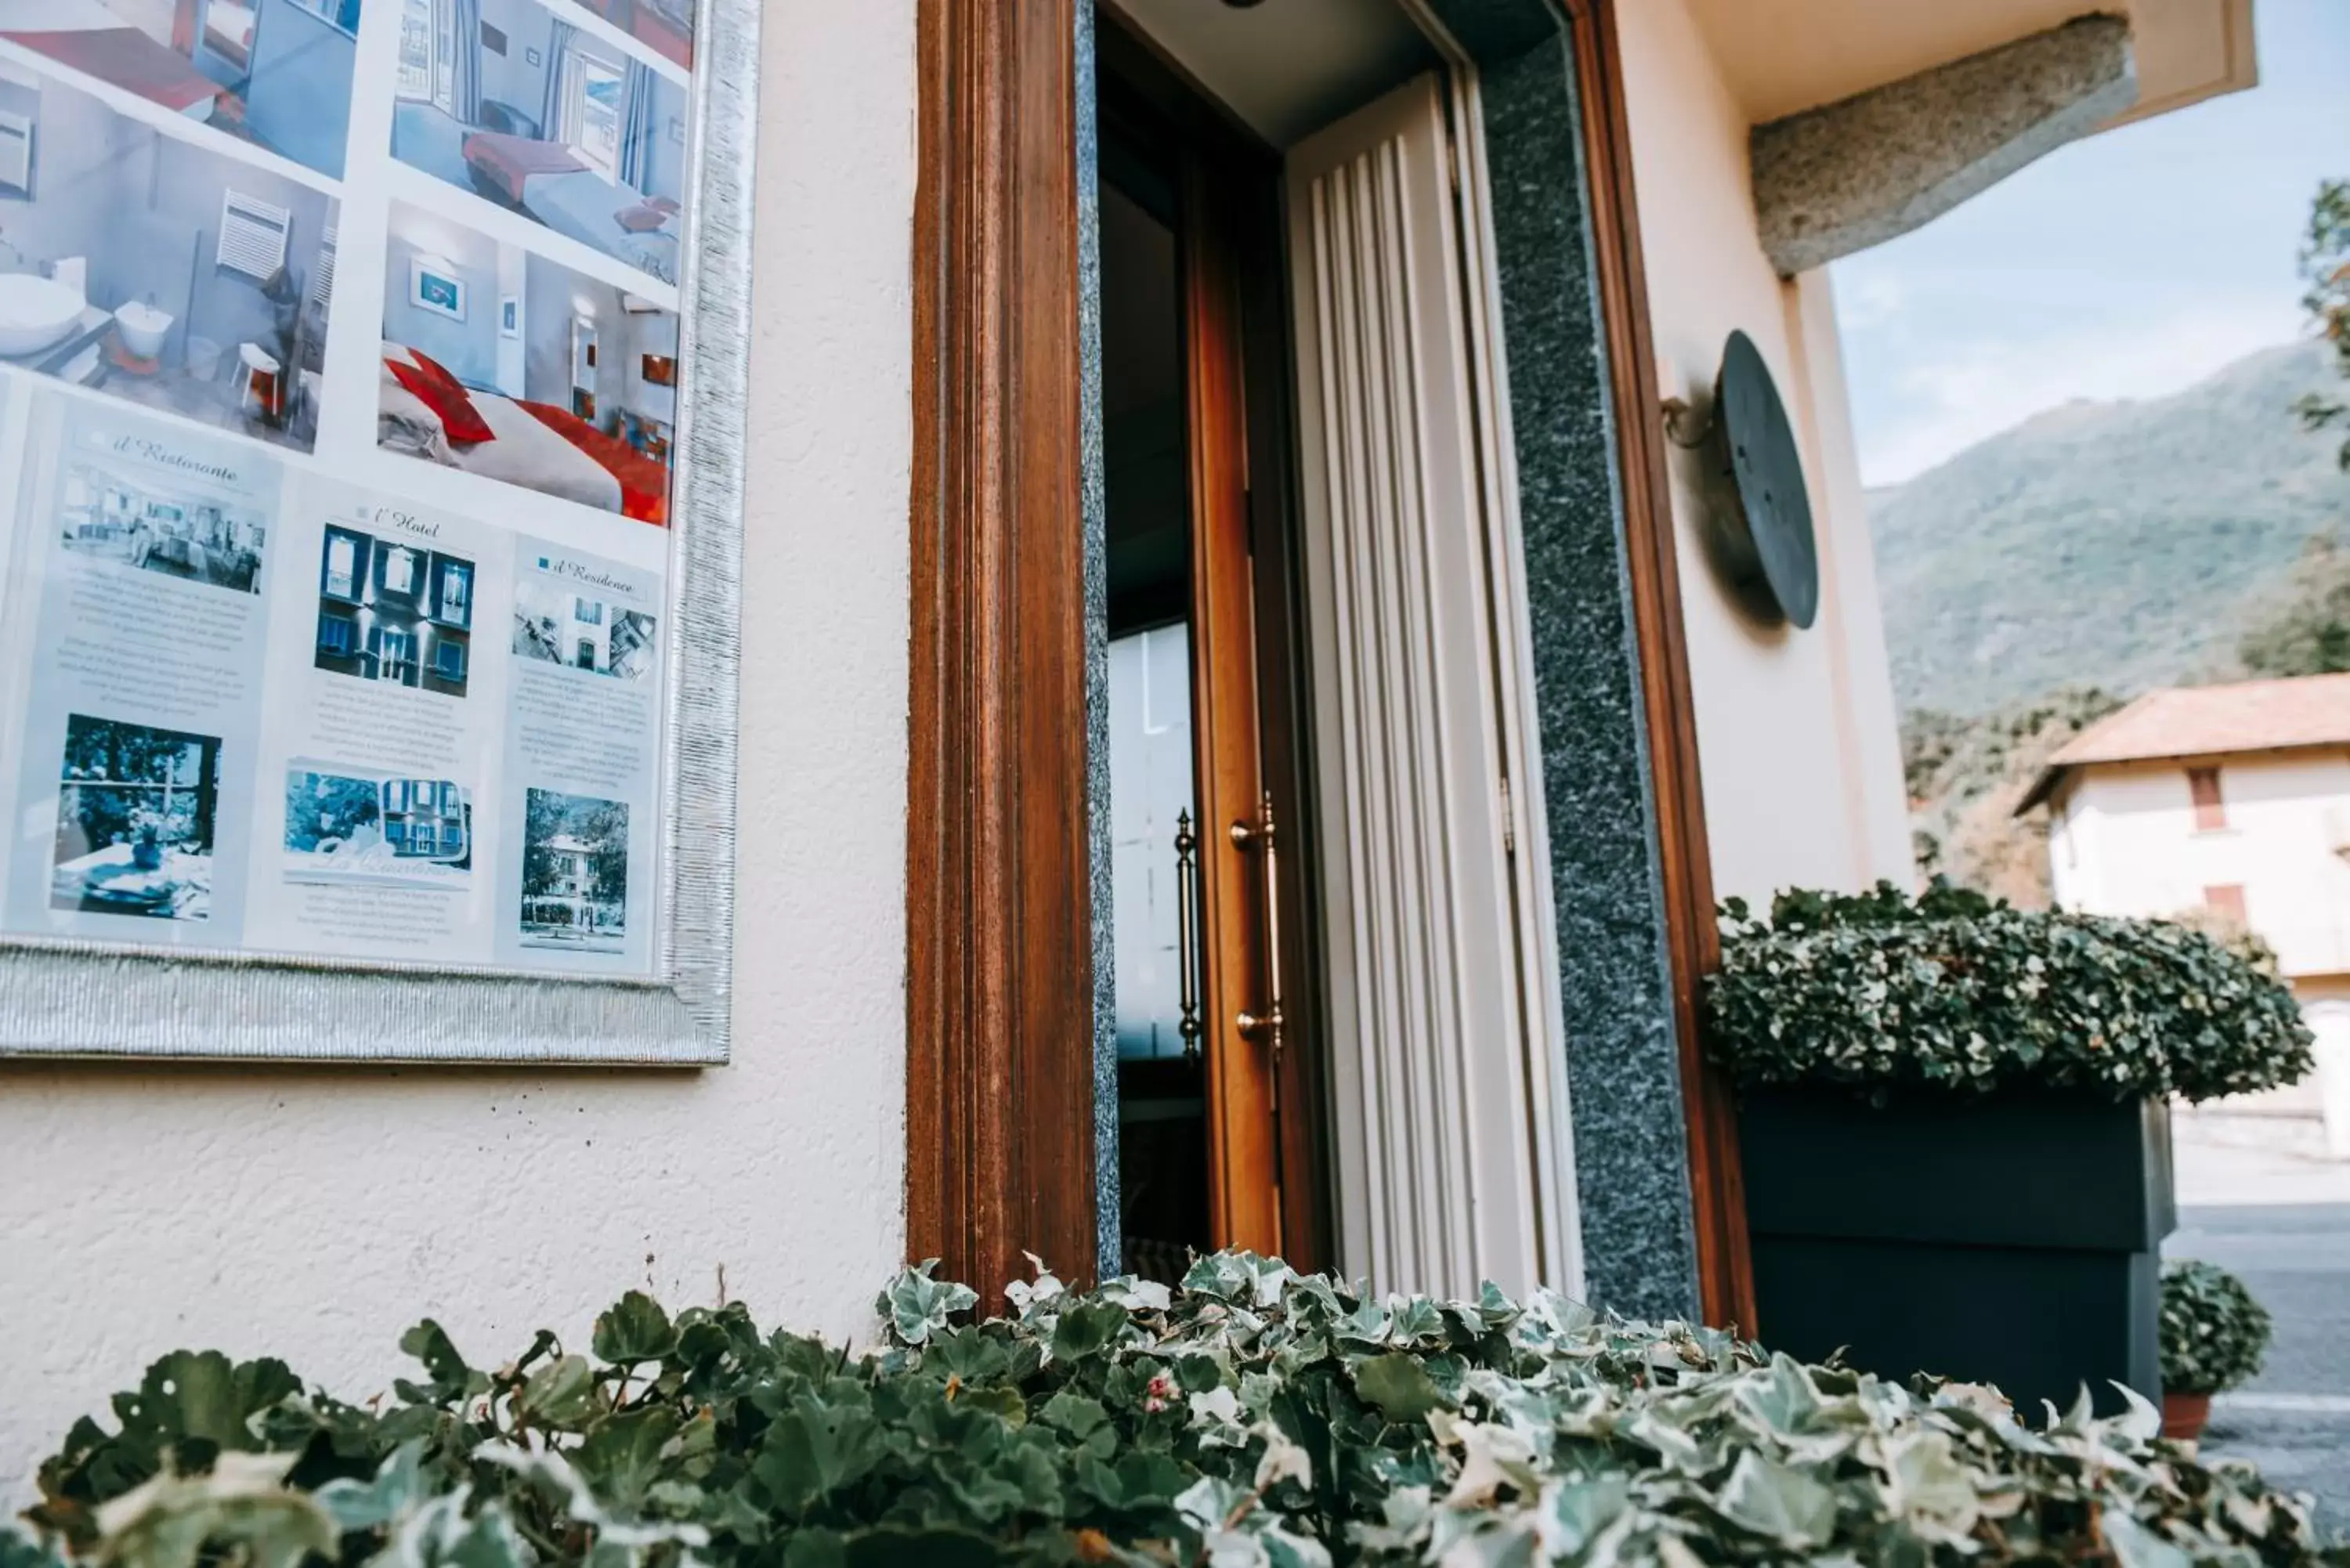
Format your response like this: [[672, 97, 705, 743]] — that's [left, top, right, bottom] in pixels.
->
[[1286, 73, 1577, 1302]]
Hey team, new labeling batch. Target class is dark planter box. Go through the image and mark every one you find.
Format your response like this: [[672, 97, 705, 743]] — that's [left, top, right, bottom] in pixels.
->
[[1740, 1089, 2174, 1415]]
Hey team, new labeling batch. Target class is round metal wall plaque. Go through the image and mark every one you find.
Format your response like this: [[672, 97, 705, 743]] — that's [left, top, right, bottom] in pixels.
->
[[1702, 330, 1819, 630]]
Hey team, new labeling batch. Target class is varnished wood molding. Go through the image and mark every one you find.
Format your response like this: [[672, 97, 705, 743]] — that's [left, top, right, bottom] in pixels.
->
[[1572, 0, 1759, 1333], [908, 0, 1097, 1301]]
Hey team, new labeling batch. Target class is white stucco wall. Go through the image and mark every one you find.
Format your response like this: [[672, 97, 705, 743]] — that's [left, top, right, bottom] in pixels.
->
[[2054, 750, 2350, 1153], [2054, 752, 2350, 977], [0, 0, 916, 1500], [1611, 0, 1914, 907]]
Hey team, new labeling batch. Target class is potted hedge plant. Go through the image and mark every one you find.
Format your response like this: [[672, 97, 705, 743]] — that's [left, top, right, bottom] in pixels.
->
[[1706, 881, 2311, 1414], [2160, 1257, 2274, 1441]]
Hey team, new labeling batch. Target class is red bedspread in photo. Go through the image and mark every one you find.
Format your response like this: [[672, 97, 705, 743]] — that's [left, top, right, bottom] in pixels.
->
[[461, 132, 587, 204], [517, 401, 671, 526], [5, 28, 219, 114]]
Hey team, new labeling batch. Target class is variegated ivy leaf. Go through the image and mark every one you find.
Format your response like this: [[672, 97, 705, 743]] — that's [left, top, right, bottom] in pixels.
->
[[90, 1454, 334, 1568], [876, 1260, 979, 1346], [26, 1249, 2340, 1568]]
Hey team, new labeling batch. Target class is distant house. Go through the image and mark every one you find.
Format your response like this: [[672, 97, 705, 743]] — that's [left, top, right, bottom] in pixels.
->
[[2019, 674, 2350, 1157], [524, 833, 620, 934]]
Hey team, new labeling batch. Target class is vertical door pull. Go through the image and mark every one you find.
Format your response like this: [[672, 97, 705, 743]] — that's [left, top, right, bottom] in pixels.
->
[[1230, 791, 1285, 1064], [1174, 810, 1203, 1062]]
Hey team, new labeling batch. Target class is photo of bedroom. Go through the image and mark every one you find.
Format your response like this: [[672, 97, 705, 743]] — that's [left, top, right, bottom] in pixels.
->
[[379, 201, 677, 523], [0, 60, 337, 451], [563, 0, 688, 70], [390, 0, 689, 287], [0, 0, 363, 180]]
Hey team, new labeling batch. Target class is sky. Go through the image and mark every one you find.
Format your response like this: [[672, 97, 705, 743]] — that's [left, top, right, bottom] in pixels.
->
[[1831, 0, 2350, 490]]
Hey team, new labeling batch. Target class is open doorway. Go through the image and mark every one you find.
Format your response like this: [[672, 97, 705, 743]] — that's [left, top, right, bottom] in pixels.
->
[[1095, 3, 1588, 1299], [1097, 31, 1330, 1283], [1101, 116, 1210, 1283]]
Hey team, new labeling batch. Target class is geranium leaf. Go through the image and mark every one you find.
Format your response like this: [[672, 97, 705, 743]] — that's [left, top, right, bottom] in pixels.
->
[[593, 1293, 680, 1367]]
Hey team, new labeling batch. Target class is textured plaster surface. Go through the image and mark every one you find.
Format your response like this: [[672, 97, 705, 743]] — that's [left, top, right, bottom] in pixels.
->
[[1474, 40, 1703, 1324], [1616, 0, 1914, 906], [0, 0, 916, 1501], [1751, 13, 2136, 275]]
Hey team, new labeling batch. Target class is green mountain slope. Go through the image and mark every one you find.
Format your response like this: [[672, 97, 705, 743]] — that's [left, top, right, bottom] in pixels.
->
[[1867, 339, 2349, 716]]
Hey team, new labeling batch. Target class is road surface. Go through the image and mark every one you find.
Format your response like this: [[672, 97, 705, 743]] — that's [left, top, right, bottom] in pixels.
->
[[2169, 1203, 2350, 1537]]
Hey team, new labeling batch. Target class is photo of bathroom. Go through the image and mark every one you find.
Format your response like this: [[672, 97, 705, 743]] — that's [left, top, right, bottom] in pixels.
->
[[0, 59, 338, 452], [379, 201, 677, 523], [0, 0, 363, 179], [390, 0, 689, 287]]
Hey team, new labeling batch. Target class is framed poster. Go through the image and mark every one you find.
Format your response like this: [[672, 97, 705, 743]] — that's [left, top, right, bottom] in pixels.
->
[[0, 0, 755, 1063]]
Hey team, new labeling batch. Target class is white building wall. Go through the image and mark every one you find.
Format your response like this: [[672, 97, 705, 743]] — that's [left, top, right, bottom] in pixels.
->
[[0, 0, 916, 1498], [2059, 753, 2350, 977], [2059, 750, 2350, 1156], [1613, 0, 1915, 907]]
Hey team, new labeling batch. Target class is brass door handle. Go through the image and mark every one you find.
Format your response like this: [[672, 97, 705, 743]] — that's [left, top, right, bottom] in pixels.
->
[[1230, 791, 1285, 1066], [1174, 811, 1203, 1062]]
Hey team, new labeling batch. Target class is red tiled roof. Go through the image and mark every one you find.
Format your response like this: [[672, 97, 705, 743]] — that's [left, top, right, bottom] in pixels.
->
[[2016, 674, 2350, 812]]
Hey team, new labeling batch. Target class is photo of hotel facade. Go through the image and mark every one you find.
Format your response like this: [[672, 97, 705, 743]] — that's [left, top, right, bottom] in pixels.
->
[[512, 576, 653, 678], [314, 522, 475, 698], [284, 764, 471, 890], [519, 785, 624, 949]]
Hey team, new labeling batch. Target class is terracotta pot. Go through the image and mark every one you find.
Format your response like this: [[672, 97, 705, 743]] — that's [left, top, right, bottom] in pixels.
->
[[2162, 1390, 2212, 1443]]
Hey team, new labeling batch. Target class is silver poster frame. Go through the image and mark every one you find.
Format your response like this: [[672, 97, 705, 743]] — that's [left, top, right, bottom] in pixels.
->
[[0, 0, 758, 1065]]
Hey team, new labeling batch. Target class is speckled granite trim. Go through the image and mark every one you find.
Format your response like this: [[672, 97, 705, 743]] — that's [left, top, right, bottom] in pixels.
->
[[1466, 37, 1703, 1321], [1076, 0, 1120, 1284], [1752, 13, 2133, 274]]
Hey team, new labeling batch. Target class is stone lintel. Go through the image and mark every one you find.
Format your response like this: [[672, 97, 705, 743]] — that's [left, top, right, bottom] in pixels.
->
[[1752, 13, 2137, 276]]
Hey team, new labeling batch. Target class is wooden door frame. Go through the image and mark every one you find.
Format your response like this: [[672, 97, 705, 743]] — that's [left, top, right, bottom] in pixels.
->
[[907, 0, 1747, 1325], [1557, 0, 1756, 1333], [906, 0, 1097, 1299]]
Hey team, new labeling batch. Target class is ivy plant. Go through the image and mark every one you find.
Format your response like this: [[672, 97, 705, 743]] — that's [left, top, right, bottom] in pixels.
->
[[1705, 881, 2314, 1101], [2160, 1259, 2275, 1397], [12, 1252, 2345, 1567]]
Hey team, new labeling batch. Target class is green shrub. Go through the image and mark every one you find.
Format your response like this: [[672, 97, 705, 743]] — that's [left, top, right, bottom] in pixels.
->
[[12, 1254, 2342, 1567], [2160, 1259, 2275, 1396], [1705, 881, 2314, 1100]]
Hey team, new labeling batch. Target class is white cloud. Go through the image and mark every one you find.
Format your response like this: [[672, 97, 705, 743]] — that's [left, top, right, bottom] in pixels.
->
[[1833, 271, 1908, 332], [1853, 299, 2307, 489]]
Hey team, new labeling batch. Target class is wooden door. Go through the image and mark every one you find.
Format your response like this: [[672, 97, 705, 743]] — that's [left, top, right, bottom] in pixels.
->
[[1181, 154, 1285, 1259], [1101, 17, 1325, 1276]]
